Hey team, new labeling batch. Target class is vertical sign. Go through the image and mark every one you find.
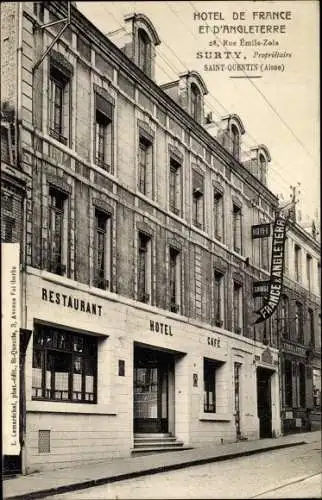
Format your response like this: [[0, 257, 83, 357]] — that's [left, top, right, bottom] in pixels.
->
[[1, 243, 20, 455], [254, 212, 288, 324]]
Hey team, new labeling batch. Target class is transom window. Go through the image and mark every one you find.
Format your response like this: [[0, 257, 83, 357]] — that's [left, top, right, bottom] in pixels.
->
[[32, 326, 97, 403]]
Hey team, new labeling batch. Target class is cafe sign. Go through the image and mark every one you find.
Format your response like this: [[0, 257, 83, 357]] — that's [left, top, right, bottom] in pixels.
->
[[251, 223, 271, 239]]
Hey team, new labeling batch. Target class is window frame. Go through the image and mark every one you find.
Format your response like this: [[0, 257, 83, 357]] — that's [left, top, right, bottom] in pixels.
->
[[137, 231, 151, 304], [233, 281, 243, 334], [214, 270, 224, 327], [203, 358, 219, 413], [232, 204, 242, 254], [138, 29, 152, 76], [93, 209, 111, 290], [47, 187, 69, 276], [231, 124, 240, 159], [169, 157, 181, 216], [294, 244, 301, 282], [295, 301, 304, 344], [48, 65, 70, 146], [169, 246, 181, 313], [213, 190, 224, 242], [190, 83, 201, 123], [32, 326, 97, 404]]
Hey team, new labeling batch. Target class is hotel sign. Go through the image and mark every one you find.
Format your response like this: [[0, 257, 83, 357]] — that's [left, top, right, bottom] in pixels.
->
[[251, 223, 271, 239], [282, 341, 306, 357], [253, 281, 270, 297], [1, 243, 20, 455], [254, 212, 288, 324]]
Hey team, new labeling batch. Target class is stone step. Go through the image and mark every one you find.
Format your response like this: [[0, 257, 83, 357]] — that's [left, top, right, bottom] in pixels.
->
[[131, 445, 191, 455], [134, 433, 171, 438], [134, 436, 177, 443], [134, 440, 184, 449]]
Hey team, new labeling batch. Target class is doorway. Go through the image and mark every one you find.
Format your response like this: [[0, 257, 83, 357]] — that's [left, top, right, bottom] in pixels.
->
[[134, 346, 173, 433], [257, 367, 273, 438]]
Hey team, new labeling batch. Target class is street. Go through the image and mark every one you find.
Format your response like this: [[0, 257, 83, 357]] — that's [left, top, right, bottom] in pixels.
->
[[47, 439, 321, 499]]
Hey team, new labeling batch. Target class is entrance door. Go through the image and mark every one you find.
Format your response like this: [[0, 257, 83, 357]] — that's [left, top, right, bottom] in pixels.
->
[[134, 347, 170, 433], [234, 362, 242, 440], [257, 367, 272, 438]]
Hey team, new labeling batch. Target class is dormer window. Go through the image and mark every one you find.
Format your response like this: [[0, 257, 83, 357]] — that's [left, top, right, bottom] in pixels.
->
[[231, 124, 240, 160], [259, 154, 267, 184], [138, 29, 151, 76], [191, 83, 201, 122]]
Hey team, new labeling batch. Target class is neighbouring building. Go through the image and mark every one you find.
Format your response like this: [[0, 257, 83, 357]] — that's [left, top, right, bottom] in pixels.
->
[[277, 218, 321, 434], [2, 1, 317, 474]]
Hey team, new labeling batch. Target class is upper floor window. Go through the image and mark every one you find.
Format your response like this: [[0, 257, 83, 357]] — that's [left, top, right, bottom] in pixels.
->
[[231, 124, 240, 159], [94, 93, 113, 172], [1, 187, 23, 244], [232, 204, 242, 254], [137, 232, 151, 304], [169, 247, 181, 314], [280, 295, 289, 339], [233, 281, 243, 334], [93, 210, 111, 290], [213, 191, 224, 242], [49, 65, 70, 146], [295, 301, 304, 344], [260, 237, 269, 271], [306, 254, 312, 291], [192, 170, 204, 230], [32, 325, 97, 403], [190, 83, 201, 122], [294, 244, 301, 282], [214, 271, 224, 327], [308, 308, 315, 346], [138, 29, 151, 76], [284, 237, 289, 275], [138, 134, 153, 198], [169, 157, 181, 216], [48, 188, 68, 276]]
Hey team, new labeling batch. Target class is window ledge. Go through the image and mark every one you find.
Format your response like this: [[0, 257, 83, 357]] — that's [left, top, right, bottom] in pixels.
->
[[27, 400, 117, 415], [199, 412, 232, 422]]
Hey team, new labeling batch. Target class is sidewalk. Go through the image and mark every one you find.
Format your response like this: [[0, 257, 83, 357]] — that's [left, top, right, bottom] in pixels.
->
[[4, 431, 320, 500]]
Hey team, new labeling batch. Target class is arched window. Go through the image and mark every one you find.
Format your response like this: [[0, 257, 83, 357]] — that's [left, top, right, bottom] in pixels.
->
[[190, 83, 201, 122], [231, 124, 240, 159], [259, 154, 267, 183], [138, 29, 151, 76]]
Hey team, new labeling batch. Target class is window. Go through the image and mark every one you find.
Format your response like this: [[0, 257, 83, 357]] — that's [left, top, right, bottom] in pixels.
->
[[213, 191, 224, 241], [138, 29, 151, 76], [48, 188, 68, 276], [1, 187, 24, 244], [32, 326, 97, 403], [137, 232, 151, 303], [233, 281, 243, 334], [49, 65, 70, 145], [284, 358, 292, 407], [308, 308, 315, 346], [231, 124, 240, 159], [192, 170, 204, 229], [214, 271, 224, 327], [203, 358, 217, 412], [94, 93, 113, 172], [284, 237, 289, 275], [306, 254, 312, 291], [138, 135, 153, 197], [260, 237, 269, 271], [94, 210, 111, 290], [295, 302, 304, 344], [169, 157, 181, 216], [190, 83, 201, 122], [280, 295, 289, 339], [299, 362, 306, 408], [259, 154, 267, 184], [294, 244, 301, 282], [232, 204, 242, 254], [169, 247, 181, 313]]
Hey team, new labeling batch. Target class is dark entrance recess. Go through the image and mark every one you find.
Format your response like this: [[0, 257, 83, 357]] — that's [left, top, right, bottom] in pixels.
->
[[134, 346, 173, 433], [257, 367, 273, 438]]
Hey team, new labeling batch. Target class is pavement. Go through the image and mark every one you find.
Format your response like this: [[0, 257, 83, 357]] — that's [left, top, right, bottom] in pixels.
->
[[3, 431, 321, 500]]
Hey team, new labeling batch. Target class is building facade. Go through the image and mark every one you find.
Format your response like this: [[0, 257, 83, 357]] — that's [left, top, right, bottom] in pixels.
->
[[1, 1, 317, 474], [277, 220, 321, 434]]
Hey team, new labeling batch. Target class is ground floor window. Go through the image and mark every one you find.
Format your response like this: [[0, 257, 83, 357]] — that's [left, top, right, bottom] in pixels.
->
[[284, 358, 292, 407], [299, 362, 306, 408], [32, 325, 97, 403], [203, 358, 222, 413]]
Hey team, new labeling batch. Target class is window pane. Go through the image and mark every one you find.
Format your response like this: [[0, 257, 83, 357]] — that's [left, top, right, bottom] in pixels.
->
[[47, 351, 70, 400]]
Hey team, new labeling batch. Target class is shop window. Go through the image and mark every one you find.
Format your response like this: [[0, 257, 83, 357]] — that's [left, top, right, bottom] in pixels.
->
[[169, 157, 181, 216], [93, 209, 111, 290], [138, 29, 151, 76], [204, 358, 222, 413], [284, 359, 292, 407], [214, 271, 224, 327], [137, 232, 151, 303], [192, 170, 204, 230], [295, 302, 304, 344], [190, 83, 201, 123], [94, 93, 113, 172], [232, 204, 242, 254], [169, 246, 181, 313], [48, 65, 71, 146], [47, 188, 69, 276], [299, 362, 306, 408], [138, 135, 153, 197], [233, 281, 243, 334], [294, 244, 301, 282], [32, 326, 97, 403], [213, 191, 224, 242]]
